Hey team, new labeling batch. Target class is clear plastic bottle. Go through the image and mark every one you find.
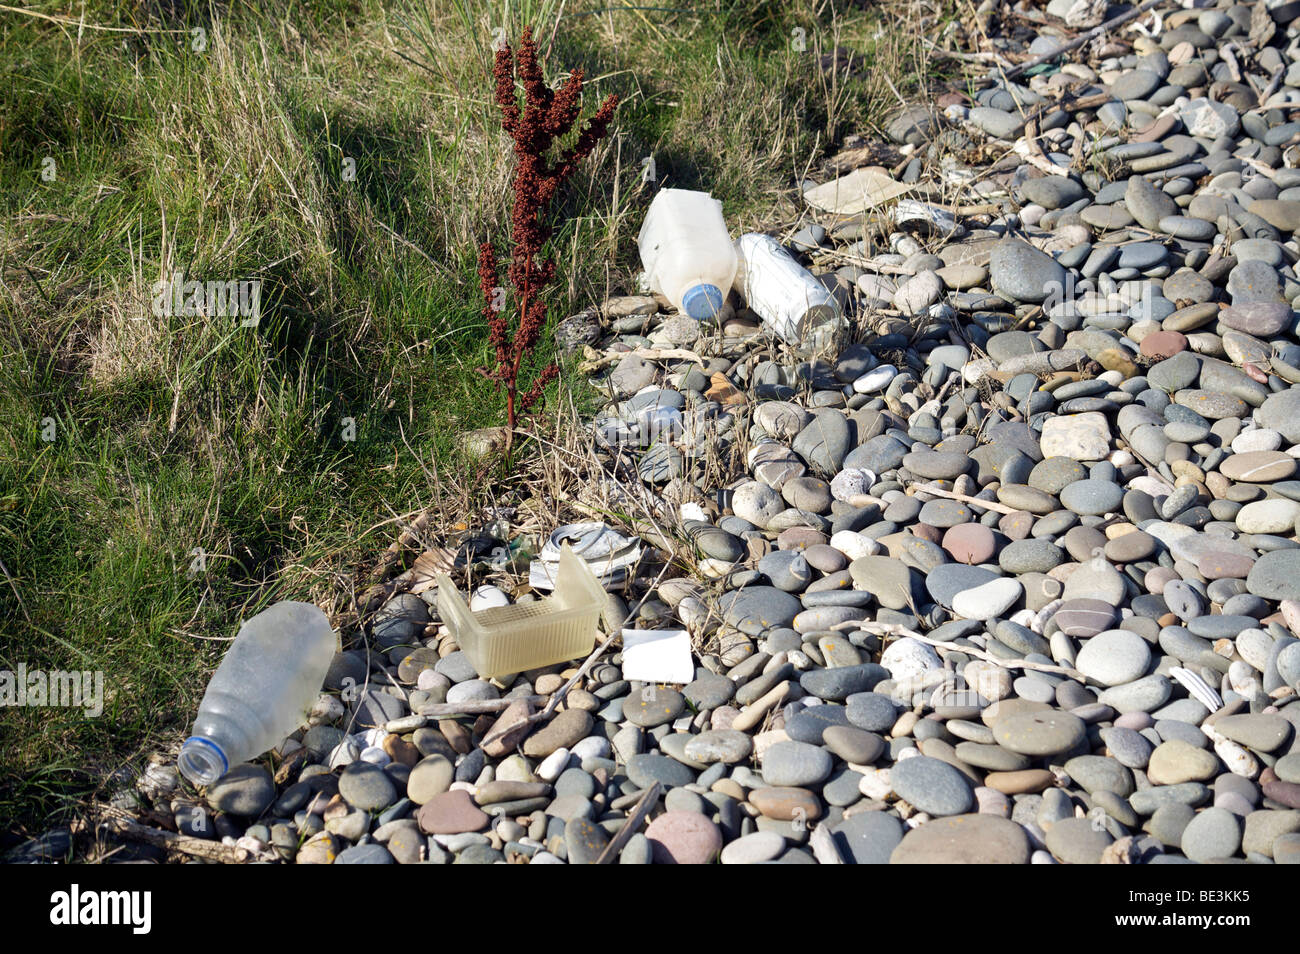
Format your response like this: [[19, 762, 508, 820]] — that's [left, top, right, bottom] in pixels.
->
[[733, 232, 844, 348], [637, 188, 738, 319], [178, 601, 337, 785]]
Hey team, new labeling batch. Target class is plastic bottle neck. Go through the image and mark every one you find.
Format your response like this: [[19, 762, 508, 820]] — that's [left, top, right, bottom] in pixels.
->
[[178, 736, 229, 785]]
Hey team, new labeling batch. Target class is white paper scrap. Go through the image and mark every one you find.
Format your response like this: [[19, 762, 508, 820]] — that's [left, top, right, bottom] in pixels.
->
[[620, 629, 694, 685]]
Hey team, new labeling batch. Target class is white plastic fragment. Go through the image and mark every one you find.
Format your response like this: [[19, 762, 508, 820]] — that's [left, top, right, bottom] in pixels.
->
[[620, 629, 695, 684]]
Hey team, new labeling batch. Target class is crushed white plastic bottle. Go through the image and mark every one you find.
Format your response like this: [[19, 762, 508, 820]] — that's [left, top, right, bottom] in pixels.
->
[[637, 188, 738, 320], [733, 232, 844, 348], [178, 601, 337, 786]]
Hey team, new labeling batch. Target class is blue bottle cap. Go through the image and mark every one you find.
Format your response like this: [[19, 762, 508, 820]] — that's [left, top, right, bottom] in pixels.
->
[[681, 283, 724, 319]]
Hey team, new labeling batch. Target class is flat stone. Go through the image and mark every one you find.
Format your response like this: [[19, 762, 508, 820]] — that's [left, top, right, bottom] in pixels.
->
[[1076, 629, 1152, 687], [684, 729, 754, 763], [1147, 739, 1220, 785], [952, 577, 1023, 621], [1248, 550, 1300, 602], [890, 814, 1031, 863], [1039, 412, 1110, 460], [891, 755, 975, 815], [990, 238, 1066, 304], [761, 741, 834, 787], [830, 810, 904, 864], [1181, 806, 1241, 863], [1220, 451, 1296, 483], [416, 790, 490, 834], [994, 710, 1086, 756], [645, 812, 723, 864], [1045, 816, 1113, 864]]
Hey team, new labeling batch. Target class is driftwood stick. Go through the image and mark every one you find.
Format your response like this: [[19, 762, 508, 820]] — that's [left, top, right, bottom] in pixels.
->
[[1003, 0, 1167, 79], [579, 346, 705, 373], [899, 481, 1020, 515], [415, 695, 547, 717], [97, 815, 274, 863], [596, 781, 662, 864], [840, 620, 1085, 681]]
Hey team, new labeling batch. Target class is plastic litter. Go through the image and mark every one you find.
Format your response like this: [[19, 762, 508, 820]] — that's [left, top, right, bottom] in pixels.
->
[[178, 601, 337, 785], [801, 165, 911, 215], [437, 543, 607, 679], [528, 522, 641, 591], [620, 629, 694, 684], [733, 232, 844, 349], [637, 188, 737, 320]]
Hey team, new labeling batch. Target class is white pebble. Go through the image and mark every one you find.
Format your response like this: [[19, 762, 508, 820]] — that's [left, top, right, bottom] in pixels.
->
[[470, 585, 510, 611], [359, 746, 390, 765], [537, 747, 572, 781], [310, 693, 345, 724], [858, 767, 893, 799], [571, 736, 610, 760], [852, 364, 898, 393], [881, 636, 942, 680], [829, 529, 880, 560], [830, 468, 876, 503], [1232, 428, 1282, 453], [327, 740, 358, 769]]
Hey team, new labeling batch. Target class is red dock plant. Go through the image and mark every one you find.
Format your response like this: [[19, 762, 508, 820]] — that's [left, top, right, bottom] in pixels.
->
[[477, 26, 617, 459]]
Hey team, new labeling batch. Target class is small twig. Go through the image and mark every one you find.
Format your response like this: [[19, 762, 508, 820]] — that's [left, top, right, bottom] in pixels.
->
[[92, 814, 274, 863], [534, 637, 613, 723], [415, 695, 546, 717], [894, 481, 1020, 515], [840, 620, 1085, 681], [577, 345, 706, 373], [595, 781, 661, 864]]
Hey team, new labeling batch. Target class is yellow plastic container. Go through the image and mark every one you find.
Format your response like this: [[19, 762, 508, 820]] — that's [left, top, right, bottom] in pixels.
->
[[436, 544, 606, 679]]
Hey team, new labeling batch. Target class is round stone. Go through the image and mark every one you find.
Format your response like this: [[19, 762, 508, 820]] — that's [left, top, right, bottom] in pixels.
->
[[684, 730, 753, 764], [645, 812, 723, 864], [720, 830, 786, 865], [1248, 550, 1300, 602], [1181, 806, 1242, 863], [207, 764, 275, 817], [952, 577, 1023, 621], [1053, 599, 1118, 638], [989, 237, 1067, 304], [761, 741, 833, 787], [1147, 740, 1221, 785], [891, 755, 975, 816], [1060, 479, 1124, 516], [943, 523, 997, 564], [407, 755, 454, 804], [830, 810, 904, 864], [994, 710, 1087, 756], [338, 762, 397, 812], [1075, 629, 1153, 687], [1045, 816, 1113, 864]]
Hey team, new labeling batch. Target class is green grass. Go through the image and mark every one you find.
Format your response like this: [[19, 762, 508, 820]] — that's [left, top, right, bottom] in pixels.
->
[[0, 0, 898, 843]]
